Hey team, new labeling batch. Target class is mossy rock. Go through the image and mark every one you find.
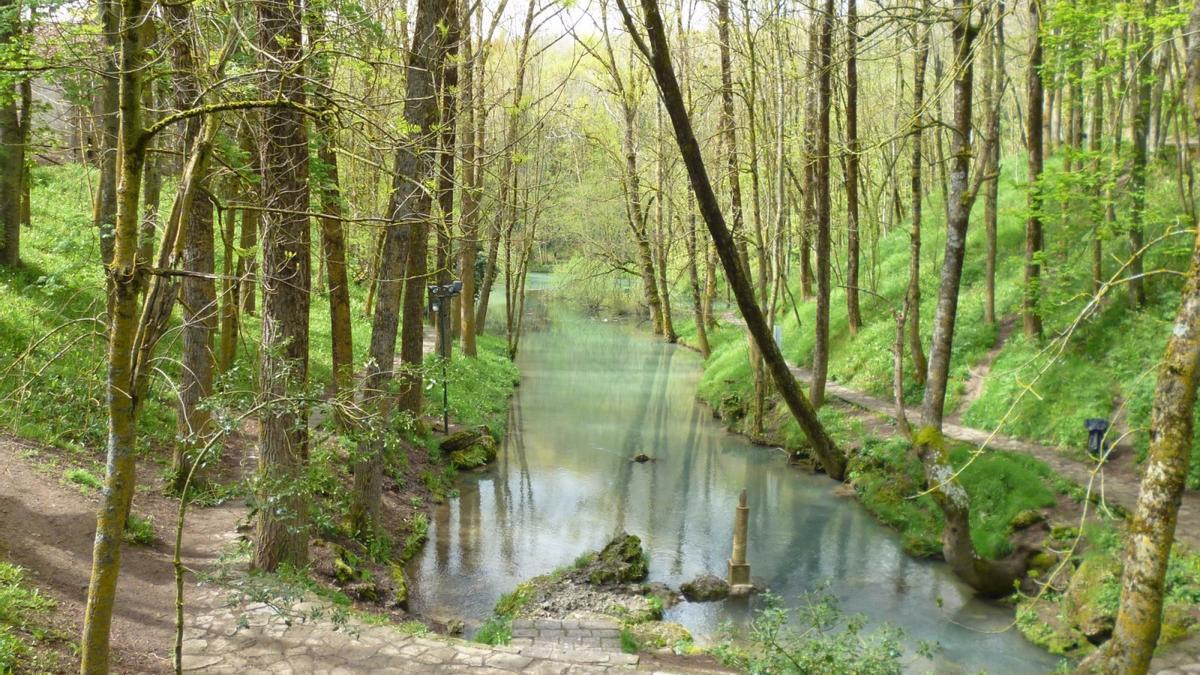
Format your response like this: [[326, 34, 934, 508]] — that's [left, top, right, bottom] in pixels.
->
[[333, 545, 360, 585], [1065, 554, 1121, 643], [1016, 600, 1092, 656], [1029, 551, 1060, 572], [1011, 509, 1046, 530], [442, 427, 498, 470], [627, 621, 692, 650], [391, 564, 409, 606], [585, 533, 649, 585], [1160, 602, 1197, 646]]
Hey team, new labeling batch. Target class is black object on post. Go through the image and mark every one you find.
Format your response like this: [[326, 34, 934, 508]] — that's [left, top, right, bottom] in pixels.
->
[[428, 280, 464, 433], [1084, 418, 1110, 460]]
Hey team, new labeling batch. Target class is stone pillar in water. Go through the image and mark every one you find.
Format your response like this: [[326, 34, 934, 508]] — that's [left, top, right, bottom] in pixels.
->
[[728, 489, 751, 589]]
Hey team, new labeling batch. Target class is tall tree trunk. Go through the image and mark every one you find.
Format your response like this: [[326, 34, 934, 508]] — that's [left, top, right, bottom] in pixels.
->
[[845, 0, 862, 335], [1128, 0, 1156, 309], [1024, 0, 1045, 340], [654, 102, 677, 343], [167, 0, 218, 493], [476, 0, 537, 335], [238, 130, 259, 317], [80, 0, 150, 664], [94, 0, 120, 277], [1086, 10, 1200, 670], [254, 0, 312, 572], [982, 1, 1003, 325], [349, 0, 447, 529], [310, 13, 353, 394], [433, 0, 460, 355], [616, 0, 847, 480], [913, 0, 1023, 597], [811, 0, 834, 408], [458, 0, 481, 357], [219, 205, 239, 373], [907, 9, 930, 387], [1090, 47, 1106, 295]]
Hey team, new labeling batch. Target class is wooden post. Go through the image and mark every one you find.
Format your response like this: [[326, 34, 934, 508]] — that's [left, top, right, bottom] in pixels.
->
[[728, 488, 751, 588]]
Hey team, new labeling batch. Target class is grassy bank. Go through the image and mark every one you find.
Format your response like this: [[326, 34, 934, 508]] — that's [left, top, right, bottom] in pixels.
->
[[1, 163, 523, 630]]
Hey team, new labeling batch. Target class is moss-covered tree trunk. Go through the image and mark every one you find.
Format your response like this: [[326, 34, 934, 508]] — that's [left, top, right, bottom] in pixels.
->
[[914, 0, 1024, 598], [1024, 0, 1045, 340], [1085, 7, 1200, 671], [81, 0, 149, 666]]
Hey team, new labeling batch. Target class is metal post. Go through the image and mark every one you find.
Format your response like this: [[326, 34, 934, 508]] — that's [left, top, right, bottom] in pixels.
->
[[441, 301, 450, 433]]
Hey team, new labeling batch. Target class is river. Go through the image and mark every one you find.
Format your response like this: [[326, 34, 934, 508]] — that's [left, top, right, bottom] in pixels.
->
[[408, 277, 1061, 673]]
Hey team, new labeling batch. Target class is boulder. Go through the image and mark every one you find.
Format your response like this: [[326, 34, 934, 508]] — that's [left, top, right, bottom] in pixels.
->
[[628, 621, 692, 651], [440, 426, 498, 470], [583, 533, 649, 586], [681, 574, 730, 602], [1065, 554, 1120, 643]]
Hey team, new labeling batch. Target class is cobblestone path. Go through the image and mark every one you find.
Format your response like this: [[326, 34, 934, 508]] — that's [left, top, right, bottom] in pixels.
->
[[181, 589, 664, 674]]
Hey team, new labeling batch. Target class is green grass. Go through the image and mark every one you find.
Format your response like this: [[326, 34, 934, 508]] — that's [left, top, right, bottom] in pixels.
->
[[124, 513, 157, 545], [0, 561, 60, 673], [690, 152, 1200, 489], [848, 435, 1060, 560], [63, 467, 102, 492], [422, 333, 519, 438]]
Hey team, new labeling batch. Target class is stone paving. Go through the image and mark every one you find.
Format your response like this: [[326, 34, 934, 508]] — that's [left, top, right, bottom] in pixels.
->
[[181, 588, 657, 674]]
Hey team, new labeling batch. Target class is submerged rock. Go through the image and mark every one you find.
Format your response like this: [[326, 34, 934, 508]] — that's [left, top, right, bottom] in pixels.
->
[[632, 453, 654, 463], [680, 574, 730, 602]]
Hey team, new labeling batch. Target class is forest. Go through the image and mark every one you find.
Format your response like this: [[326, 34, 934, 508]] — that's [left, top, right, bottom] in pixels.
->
[[0, 0, 1198, 671]]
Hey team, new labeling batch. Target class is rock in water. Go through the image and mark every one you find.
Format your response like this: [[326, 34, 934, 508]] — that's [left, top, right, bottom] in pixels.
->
[[680, 574, 730, 602], [584, 533, 649, 585], [632, 453, 652, 463]]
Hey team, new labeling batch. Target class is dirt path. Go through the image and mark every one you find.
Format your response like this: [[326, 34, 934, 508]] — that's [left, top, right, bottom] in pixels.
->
[[0, 434, 243, 673], [947, 314, 1017, 424], [718, 313, 1200, 549]]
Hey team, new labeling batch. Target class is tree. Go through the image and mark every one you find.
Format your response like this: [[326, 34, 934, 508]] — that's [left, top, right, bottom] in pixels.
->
[[350, 0, 448, 530], [912, 0, 1020, 597], [907, 5, 930, 387], [1127, 0, 1157, 309], [614, 0, 847, 481], [0, 0, 22, 266], [310, 7, 354, 394], [811, 0, 834, 408], [1025, 0, 1045, 339], [254, 0, 312, 572], [845, 0, 862, 336], [1083, 7, 1200, 671]]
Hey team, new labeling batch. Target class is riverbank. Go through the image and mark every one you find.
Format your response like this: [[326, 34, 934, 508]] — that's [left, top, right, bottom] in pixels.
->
[[671, 314, 1200, 664]]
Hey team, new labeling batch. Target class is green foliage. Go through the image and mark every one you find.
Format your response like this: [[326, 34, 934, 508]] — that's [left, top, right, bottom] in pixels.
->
[[474, 616, 512, 646], [400, 513, 429, 562], [123, 513, 157, 545], [849, 437, 1060, 560], [619, 627, 639, 654], [712, 590, 917, 674], [0, 562, 59, 673], [63, 467, 102, 492], [424, 334, 519, 438]]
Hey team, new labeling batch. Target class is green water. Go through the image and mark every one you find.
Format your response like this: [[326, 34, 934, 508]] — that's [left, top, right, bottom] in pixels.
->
[[408, 277, 1062, 673]]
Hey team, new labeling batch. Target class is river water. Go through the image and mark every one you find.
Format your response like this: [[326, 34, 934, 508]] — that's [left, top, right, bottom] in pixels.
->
[[408, 279, 1061, 673]]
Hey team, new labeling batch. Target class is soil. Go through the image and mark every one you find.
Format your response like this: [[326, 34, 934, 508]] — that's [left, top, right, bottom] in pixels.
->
[[0, 432, 243, 673]]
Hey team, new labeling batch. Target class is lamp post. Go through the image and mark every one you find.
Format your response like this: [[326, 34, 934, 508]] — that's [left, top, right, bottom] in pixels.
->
[[428, 280, 463, 433]]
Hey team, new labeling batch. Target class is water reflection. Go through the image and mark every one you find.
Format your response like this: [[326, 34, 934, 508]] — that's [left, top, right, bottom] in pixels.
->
[[408, 286, 1060, 674]]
